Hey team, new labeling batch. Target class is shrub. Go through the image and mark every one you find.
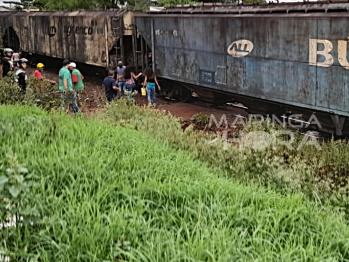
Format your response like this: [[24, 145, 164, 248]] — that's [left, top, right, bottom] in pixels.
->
[[24, 77, 62, 111], [0, 75, 62, 111], [191, 112, 209, 126], [0, 72, 23, 104]]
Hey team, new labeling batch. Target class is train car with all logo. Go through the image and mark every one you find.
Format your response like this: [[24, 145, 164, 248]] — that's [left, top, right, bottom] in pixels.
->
[[134, 1, 349, 136]]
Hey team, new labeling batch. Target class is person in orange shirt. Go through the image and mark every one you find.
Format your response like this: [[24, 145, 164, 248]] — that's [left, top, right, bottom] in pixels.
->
[[34, 63, 56, 91], [34, 63, 44, 80]]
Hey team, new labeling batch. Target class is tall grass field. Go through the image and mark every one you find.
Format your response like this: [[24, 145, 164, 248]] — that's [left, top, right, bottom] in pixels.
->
[[105, 100, 349, 215], [1, 105, 349, 261]]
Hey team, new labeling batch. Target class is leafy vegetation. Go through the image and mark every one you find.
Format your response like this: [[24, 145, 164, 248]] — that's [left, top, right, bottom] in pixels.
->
[[0, 73, 63, 111], [0, 73, 23, 104], [0, 155, 40, 233], [1, 104, 349, 261], [191, 112, 209, 126], [105, 100, 349, 216]]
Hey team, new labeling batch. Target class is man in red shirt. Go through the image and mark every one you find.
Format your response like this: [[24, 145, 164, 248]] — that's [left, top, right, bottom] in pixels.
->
[[34, 63, 44, 79], [34, 63, 56, 87]]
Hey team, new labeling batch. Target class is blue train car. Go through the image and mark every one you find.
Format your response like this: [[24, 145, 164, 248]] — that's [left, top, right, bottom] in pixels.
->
[[135, 2, 349, 135]]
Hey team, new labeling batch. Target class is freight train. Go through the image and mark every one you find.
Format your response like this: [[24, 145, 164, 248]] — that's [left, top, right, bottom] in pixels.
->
[[0, 10, 148, 74], [1, 2, 349, 136]]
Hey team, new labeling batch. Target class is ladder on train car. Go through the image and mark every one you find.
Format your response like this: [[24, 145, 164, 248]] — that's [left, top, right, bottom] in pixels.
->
[[133, 26, 145, 74], [112, 15, 124, 66]]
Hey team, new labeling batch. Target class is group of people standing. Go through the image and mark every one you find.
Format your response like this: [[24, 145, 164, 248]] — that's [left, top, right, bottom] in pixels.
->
[[103, 60, 161, 106], [2, 47, 161, 112], [1, 48, 58, 92], [1, 48, 57, 92], [1, 48, 29, 92], [1, 48, 84, 115]]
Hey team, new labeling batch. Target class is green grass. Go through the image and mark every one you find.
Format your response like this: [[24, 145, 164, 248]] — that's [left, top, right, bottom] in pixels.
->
[[1, 104, 349, 261], [104, 99, 349, 215]]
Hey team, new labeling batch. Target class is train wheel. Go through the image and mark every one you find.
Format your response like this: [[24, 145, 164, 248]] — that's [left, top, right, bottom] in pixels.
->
[[178, 86, 192, 103], [159, 88, 168, 97], [157, 81, 175, 98]]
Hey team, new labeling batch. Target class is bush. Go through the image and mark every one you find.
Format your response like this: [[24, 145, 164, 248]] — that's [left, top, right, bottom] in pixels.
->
[[191, 112, 209, 127], [0, 74, 62, 111], [0, 72, 24, 104], [24, 77, 62, 111]]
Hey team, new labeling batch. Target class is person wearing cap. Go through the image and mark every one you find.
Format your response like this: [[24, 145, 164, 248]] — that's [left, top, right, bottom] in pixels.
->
[[34, 63, 56, 82], [34, 63, 45, 80], [2, 48, 13, 78], [34, 63, 56, 91], [15, 58, 28, 93], [115, 60, 126, 98], [69, 62, 84, 105], [59, 59, 78, 114]]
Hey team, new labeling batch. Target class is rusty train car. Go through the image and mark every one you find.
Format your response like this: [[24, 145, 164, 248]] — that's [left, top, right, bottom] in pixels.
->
[[1, 2, 349, 135], [0, 10, 148, 73]]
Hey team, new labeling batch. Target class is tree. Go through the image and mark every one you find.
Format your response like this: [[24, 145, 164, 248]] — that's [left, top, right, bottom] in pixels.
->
[[31, 0, 48, 8], [127, 0, 152, 10], [21, 0, 35, 9]]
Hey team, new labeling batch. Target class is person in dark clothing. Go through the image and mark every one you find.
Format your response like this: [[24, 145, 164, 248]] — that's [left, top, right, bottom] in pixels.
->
[[15, 58, 28, 93], [103, 70, 121, 102], [2, 48, 13, 78]]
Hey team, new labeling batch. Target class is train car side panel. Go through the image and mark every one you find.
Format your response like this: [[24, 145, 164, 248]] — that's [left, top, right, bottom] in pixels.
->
[[135, 13, 349, 118], [315, 18, 349, 112], [225, 17, 317, 106], [144, 16, 227, 86], [12, 11, 124, 68], [13, 15, 28, 52]]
